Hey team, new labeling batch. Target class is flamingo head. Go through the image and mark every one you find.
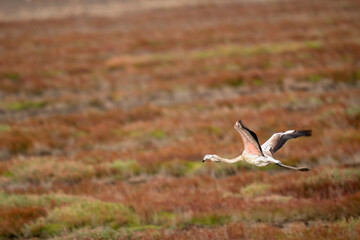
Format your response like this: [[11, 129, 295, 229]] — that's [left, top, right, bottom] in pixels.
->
[[202, 154, 218, 162], [234, 120, 242, 129]]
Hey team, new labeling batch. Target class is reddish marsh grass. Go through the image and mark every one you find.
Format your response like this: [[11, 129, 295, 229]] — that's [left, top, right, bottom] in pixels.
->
[[0, 0, 359, 238]]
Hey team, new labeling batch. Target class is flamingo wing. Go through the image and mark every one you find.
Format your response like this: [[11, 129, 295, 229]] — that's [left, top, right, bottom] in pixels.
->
[[234, 120, 263, 156], [262, 130, 312, 156]]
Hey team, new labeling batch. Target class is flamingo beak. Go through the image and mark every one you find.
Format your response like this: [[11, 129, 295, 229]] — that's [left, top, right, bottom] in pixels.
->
[[203, 154, 211, 162]]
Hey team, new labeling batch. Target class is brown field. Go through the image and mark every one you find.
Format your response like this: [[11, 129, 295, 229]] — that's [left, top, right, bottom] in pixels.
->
[[0, 0, 360, 239]]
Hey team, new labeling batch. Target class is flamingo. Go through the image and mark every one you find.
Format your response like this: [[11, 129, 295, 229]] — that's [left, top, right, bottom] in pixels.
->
[[203, 120, 311, 171]]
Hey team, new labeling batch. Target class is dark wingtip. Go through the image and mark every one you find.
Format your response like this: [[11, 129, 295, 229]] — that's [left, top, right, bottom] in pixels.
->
[[299, 167, 310, 172], [298, 130, 312, 137]]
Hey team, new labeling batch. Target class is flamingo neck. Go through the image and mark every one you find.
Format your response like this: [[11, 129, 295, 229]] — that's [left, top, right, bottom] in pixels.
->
[[214, 155, 244, 163]]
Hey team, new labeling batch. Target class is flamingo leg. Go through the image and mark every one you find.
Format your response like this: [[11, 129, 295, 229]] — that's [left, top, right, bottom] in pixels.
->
[[275, 162, 310, 171]]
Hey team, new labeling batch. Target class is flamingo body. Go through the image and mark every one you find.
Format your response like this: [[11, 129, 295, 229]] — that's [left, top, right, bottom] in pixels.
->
[[203, 120, 311, 171]]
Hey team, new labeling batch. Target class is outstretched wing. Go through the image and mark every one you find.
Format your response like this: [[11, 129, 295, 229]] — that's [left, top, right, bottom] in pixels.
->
[[262, 130, 312, 156], [234, 120, 263, 156]]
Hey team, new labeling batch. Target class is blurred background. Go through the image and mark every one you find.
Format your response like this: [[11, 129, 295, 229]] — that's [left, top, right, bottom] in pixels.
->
[[0, 0, 359, 239]]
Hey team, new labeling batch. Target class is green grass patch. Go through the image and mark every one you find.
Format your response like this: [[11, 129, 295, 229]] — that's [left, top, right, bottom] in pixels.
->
[[305, 168, 360, 185], [126, 129, 143, 138], [3, 72, 21, 81], [149, 129, 166, 140], [181, 161, 204, 175], [120, 129, 166, 140], [51, 227, 123, 240], [109, 159, 142, 179], [185, 215, 231, 227], [1, 171, 14, 178], [41, 70, 66, 78], [8, 158, 95, 183], [306, 74, 322, 83], [226, 77, 244, 87], [210, 161, 257, 177], [346, 105, 360, 117], [150, 211, 176, 226], [202, 125, 221, 135], [352, 70, 360, 81], [262, 61, 272, 69], [3, 101, 47, 111], [239, 203, 300, 223], [24, 200, 139, 238], [0, 124, 10, 133], [241, 182, 271, 198], [71, 130, 87, 138], [223, 63, 242, 72], [309, 96, 323, 105], [191, 41, 309, 60], [159, 160, 251, 177], [125, 225, 161, 232], [107, 40, 325, 68], [305, 41, 322, 49], [282, 60, 295, 69], [0, 192, 84, 208], [27, 223, 66, 238], [254, 194, 294, 203], [51, 225, 161, 240], [0, 193, 141, 238], [160, 160, 203, 177], [253, 78, 264, 87]]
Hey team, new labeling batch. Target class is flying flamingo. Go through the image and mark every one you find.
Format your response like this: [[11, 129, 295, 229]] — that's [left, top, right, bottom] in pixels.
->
[[203, 120, 311, 171]]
